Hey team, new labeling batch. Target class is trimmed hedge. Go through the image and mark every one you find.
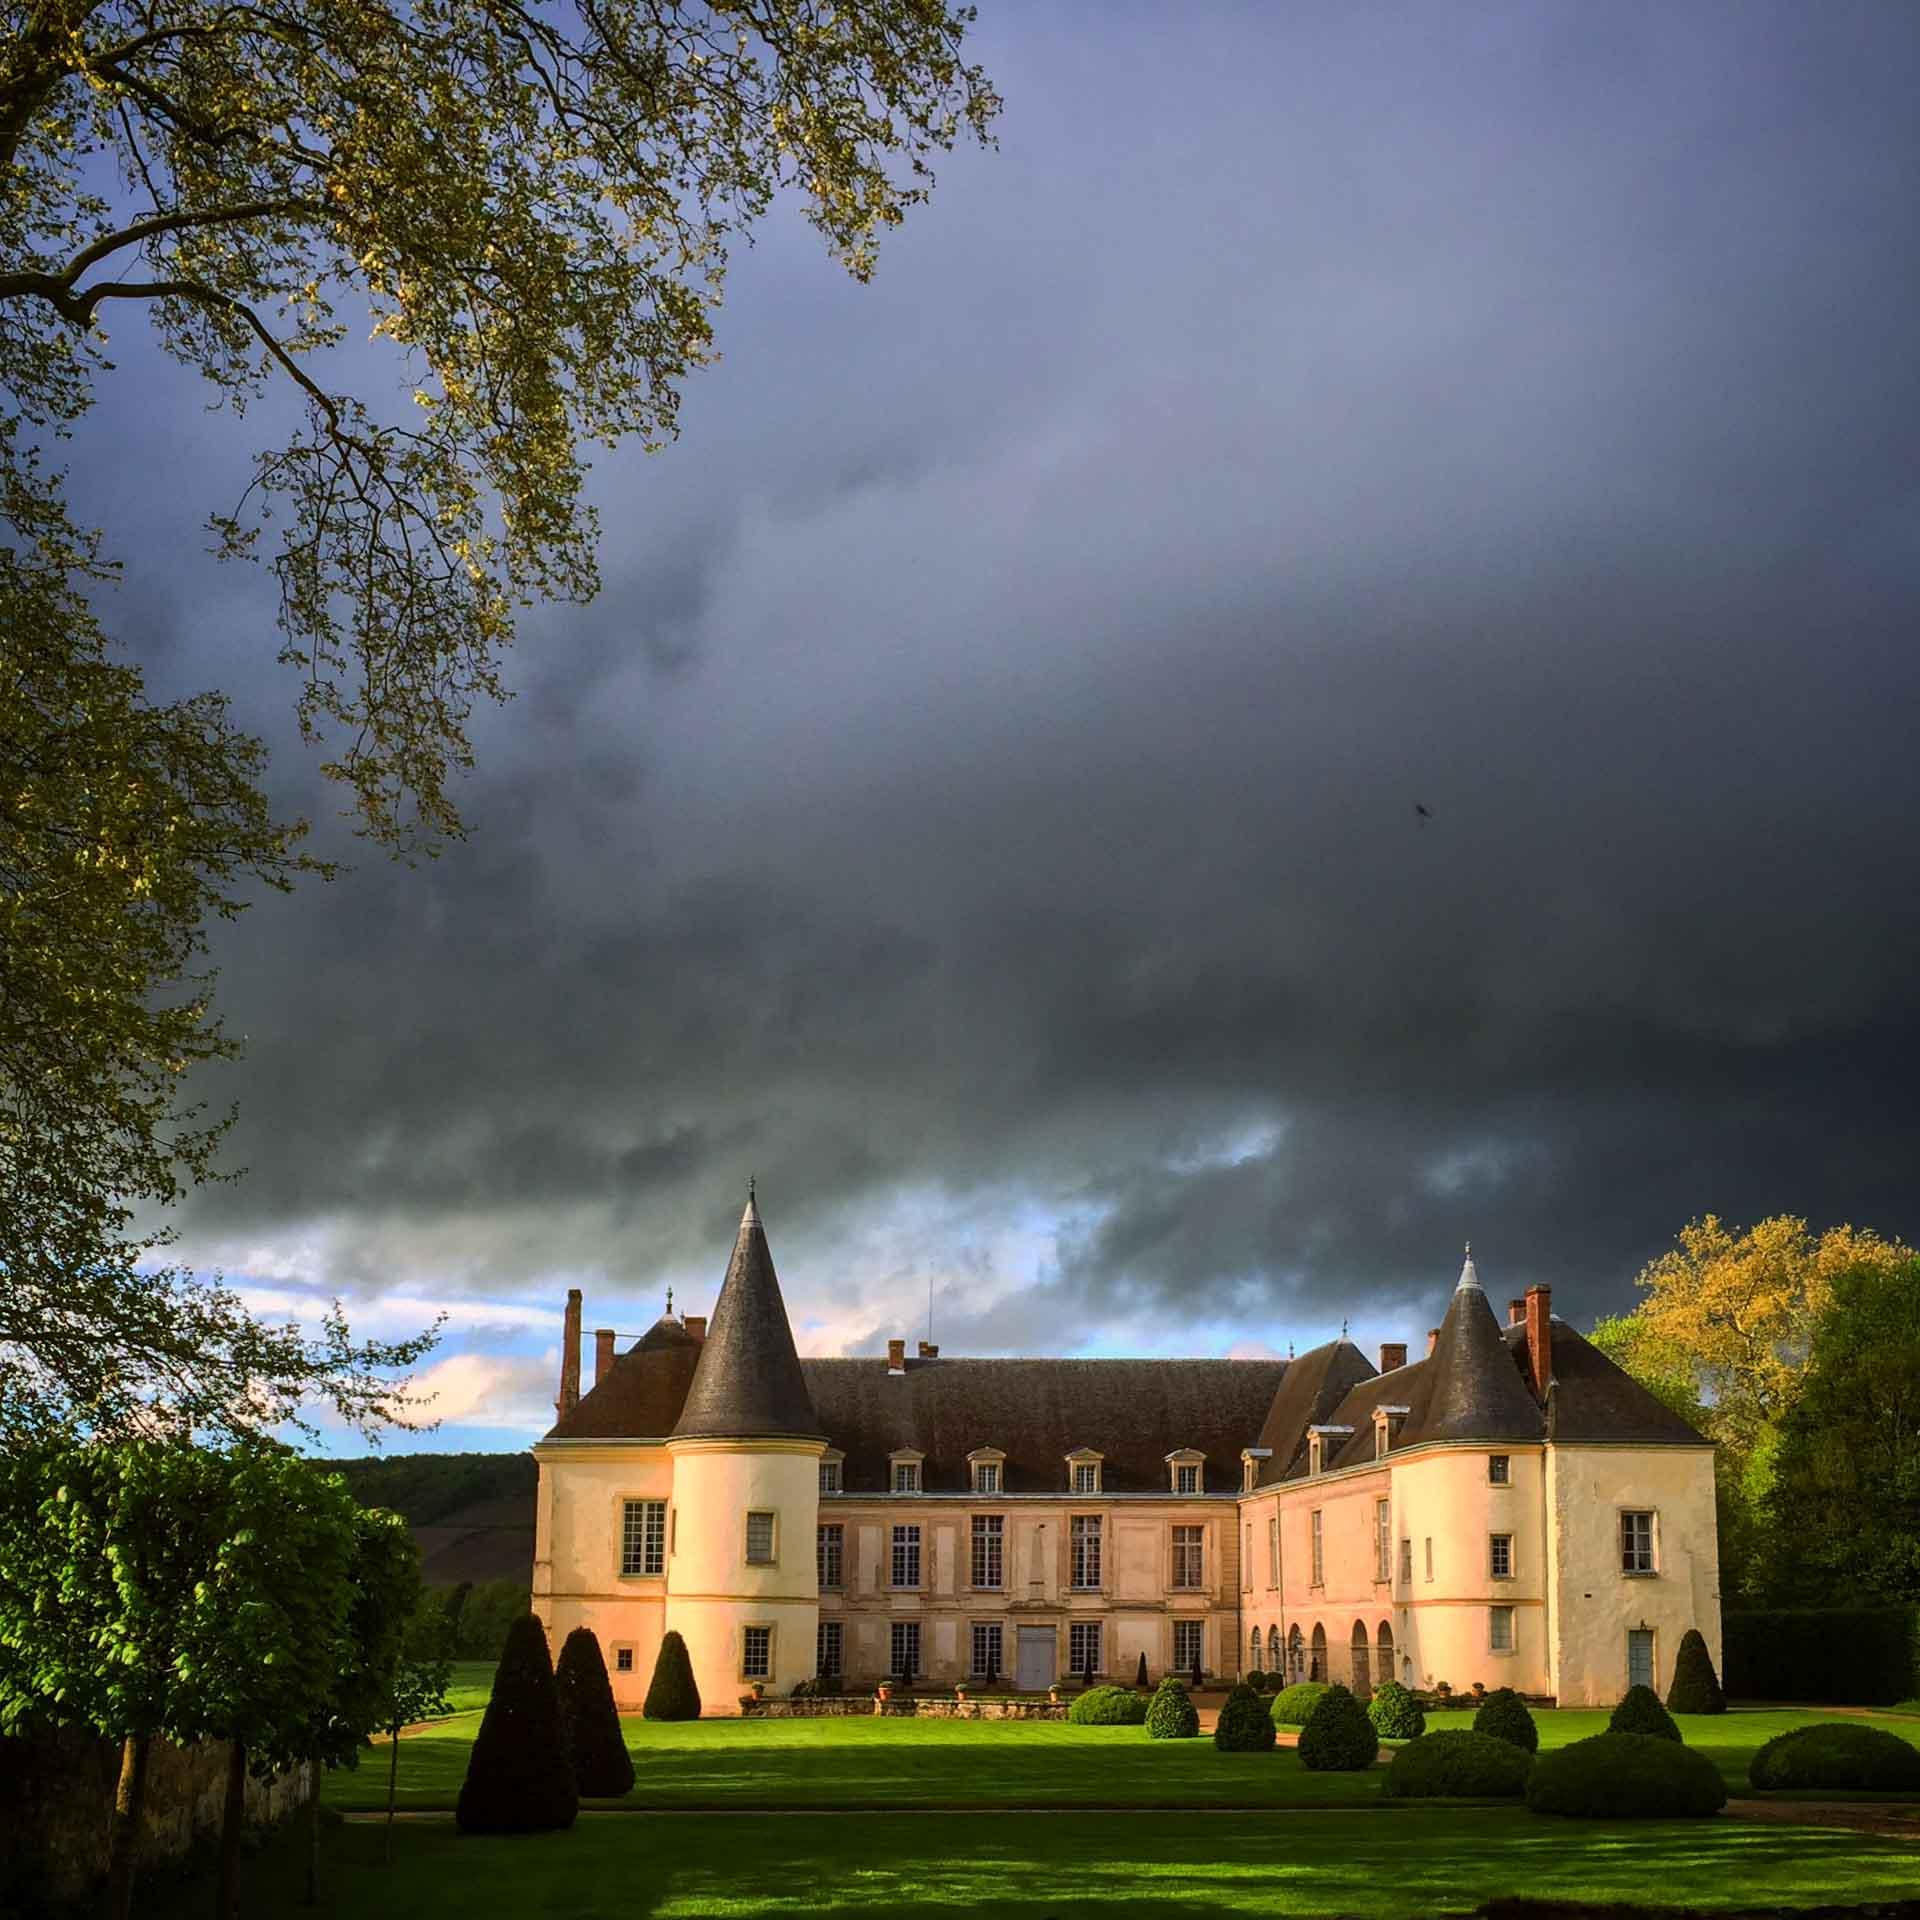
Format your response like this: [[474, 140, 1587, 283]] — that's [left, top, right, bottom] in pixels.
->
[[1666, 1628, 1726, 1716], [1749, 1723, 1920, 1793], [1382, 1729, 1533, 1799], [455, 1615, 579, 1834], [553, 1626, 634, 1798], [642, 1629, 702, 1721], [1145, 1678, 1200, 1740], [1245, 1669, 1266, 1691], [1367, 1680, 1425, 1742], [1527, 1731, 1727, 1818], [1270, 1681, 1330, 1727], [1472, 1687, 1538, 1754], [1724, 1608, 1920, 1707], [1067, 1684, 1148, 1726], [1214, 1682, 1277, 1753], [1297, 1683, 1379, 1771], [1609, 1683, 1682, 1743]]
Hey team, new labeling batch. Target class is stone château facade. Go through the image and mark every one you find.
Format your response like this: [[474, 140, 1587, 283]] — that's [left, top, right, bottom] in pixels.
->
[[531, 1196, 1719, 1711]]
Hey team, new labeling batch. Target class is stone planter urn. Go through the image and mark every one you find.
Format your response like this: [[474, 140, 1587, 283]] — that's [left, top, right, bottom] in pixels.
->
[[1047, 1685, 1061, 1706], [876, 1682, 893, 1704], [954, 1686, 968, 1707]]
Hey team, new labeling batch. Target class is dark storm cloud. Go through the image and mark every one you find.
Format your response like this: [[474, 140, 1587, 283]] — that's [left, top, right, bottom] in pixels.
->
[[66, 2, 1920, 1357]]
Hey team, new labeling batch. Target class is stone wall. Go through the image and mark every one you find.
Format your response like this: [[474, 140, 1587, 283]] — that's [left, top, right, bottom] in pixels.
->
[[741, 1694, 1067, 1721], [0, 1726, 312, 1913]]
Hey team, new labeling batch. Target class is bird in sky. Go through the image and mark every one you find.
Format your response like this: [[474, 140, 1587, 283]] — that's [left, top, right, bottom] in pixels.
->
[[1414, 802, 1433, 822]]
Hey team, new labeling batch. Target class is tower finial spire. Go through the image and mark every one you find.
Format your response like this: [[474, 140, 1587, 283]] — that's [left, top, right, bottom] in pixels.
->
[[1456, 1244, 1481, 1291], [666, 1284, 674, 1315]]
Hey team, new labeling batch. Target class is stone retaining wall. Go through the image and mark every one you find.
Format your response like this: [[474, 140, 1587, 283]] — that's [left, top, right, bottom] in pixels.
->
[[742, 1695, 1068, 1721]]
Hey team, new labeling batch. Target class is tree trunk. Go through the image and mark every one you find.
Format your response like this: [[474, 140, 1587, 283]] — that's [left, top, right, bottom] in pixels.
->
[[304, 1781, 320, 1906], [385, 1728, 400, 1865], [106, 1731, 151, 1920], [216, 1739, 245, 1920]]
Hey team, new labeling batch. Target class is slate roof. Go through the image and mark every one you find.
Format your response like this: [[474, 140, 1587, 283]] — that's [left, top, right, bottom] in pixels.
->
[[1508, 1320, 1708, 1446]]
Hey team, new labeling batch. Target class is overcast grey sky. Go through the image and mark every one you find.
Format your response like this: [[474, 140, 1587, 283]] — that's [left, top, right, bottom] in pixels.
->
[[66, 1, 1920, 1448]]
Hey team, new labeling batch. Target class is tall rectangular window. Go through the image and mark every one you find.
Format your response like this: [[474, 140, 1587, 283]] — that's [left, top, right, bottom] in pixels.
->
[[1424, 1536, 1434, 1582], [971, 1622, 1003, 1678], [1488, 1453, 1510, 1485], [742, 1625, 772, 1679], [745, 1510, 776, 1565], [621, 1499, 666, 1577], [1268, 1517, 1281, 1587], [816, 1620, 843, 1678], [817, 1523, 844, 1589], [1399, 1537, 1412, 1585], [1172, 1619, 1203, 1674], [889, 1620, 920, 1679], [1072, 1462, 1099, 1494], [971, 1514, 1004, 1589], [819, 1460, 841, 1494], [974, 1462, 1000, 1494], [1310, 1509, 1324, 1586], [890, 1524, 921, 1588], [1171, 1525, 1204, 1590], [1375, 1499, 1391, 1582], [1621, 1510, 1655, 1575], [1490, 1605, 1515, 1653], [1175, 1463, 1200, 1494], [1068, 1621, 1101, 1676], [1070, 1514, 1103, 1589], [893, 1460, 920, 1493], [1489, 1533, 1513, 1580]]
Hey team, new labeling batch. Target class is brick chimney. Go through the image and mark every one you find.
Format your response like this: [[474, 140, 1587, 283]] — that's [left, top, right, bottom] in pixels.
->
[[1379, 1342, 1407, 1373], [1508, 1297, 1525, 1326], [1524, 1284, 1552, 1399], [684, 1315, 707, 1342], [918, 1340, 940, 1360], [593, 1328, 616, 1385], [556, 1287, 582, 1418], [886, 1338, 906, 1374], [1426, 1326, 1440, 1358]]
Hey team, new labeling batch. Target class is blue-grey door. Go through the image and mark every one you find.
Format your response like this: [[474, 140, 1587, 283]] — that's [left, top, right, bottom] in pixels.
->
[[1627, 1629, 1655, 1691], [1016, 1626, 1055, 1692]]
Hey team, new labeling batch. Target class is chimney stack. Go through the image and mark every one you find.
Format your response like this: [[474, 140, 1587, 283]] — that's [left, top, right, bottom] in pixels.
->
[[1426, 1326, 1440, 1358], [886, 1338, 907, 1374], [685, 1315, 707, 1342], [918, 1340, 940, 1360], [1508, 1297, 1525, 1326], [1524, 1284, 1552, 1399], [1379, 1342, 1407, 1374], [556, 1288, 582, 1418], [594, 1328, 616, 1385]]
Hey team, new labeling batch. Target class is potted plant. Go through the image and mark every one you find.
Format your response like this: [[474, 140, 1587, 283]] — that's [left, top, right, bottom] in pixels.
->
[[876, 1680, 893, 1704], [1047, 1684, 1062, 1705]]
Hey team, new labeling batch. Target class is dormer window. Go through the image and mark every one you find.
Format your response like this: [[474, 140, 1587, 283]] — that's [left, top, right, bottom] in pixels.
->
[[1240, 1447, 1271, 1493], [819, 1448, 845, 1495], [1309, 1432, 1323, 1475], [1066, 1448, 1103, 1495], [1165, 1448, 1205, 1496], [1306, 1425, 1353, 1476], [1372, 1406, 1410, 1461], [890, 1449, 924, 1494], [967, 1447, 1006, 1495]]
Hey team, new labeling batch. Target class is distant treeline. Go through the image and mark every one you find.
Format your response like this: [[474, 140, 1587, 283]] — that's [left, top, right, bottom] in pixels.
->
[[317, 1450, 536, 1527]]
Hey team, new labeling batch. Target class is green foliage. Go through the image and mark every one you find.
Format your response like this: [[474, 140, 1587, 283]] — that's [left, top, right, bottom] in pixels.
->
[[1665, 1629, 1726, 1715], [1381, 1729, 1533, 1799], [1723, 1607, 1920, 1706], [1213, 1682, 1276, 1753], [454, 1617, 576, 1833], [642, 1631, 702, 1723], [1296, 1684, 1378, 1771], [1526, 1731, 1728, 1818], [327, 1454, 537, 1528], [1365, 1681, 1425, 1742], [1748, 1722, 1920, 1793], [1067, 1685, 1147, 1727], [451, 1581, 534, 1661], [1245, 1669, 1265, 1690], [1609, 1684, 1682, 1743], [1470, 1687, 1538, 1753], [1269, 1681, 1329, 1728], [554, 1628, 633, 1799], [1144, 1680, 1199, 1741]]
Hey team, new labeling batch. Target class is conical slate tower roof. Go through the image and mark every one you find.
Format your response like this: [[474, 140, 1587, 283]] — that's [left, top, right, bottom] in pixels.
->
[[1401, 1248, 1543, 1445], [671, 1192, 822, 1441]]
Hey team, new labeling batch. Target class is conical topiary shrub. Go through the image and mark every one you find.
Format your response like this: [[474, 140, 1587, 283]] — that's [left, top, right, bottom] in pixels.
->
[[1134, 1651, 1149, 1690], [455, 1615, 578, 1834], [643, 1629, 702, 1721], [1609, 1683, 1682, 1743], [1367, 1679, 1426, 1741], [554, 1626, 634, 1797], [1297, 1682, 1379, 1771], [1213, 1681, 1277, 1753], [1145, 1677, 1200, 1740], [1665, 1629, 1726, 1715], [1472, 1686, 1538, 1753]]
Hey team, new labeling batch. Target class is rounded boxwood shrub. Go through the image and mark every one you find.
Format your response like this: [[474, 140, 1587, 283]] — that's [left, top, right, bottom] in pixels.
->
[[1270, 1680, 1330, 1727], [1749, 1722, 1920, 1793], [642, 1628, 702, 1721], [456, 1614, 579, 1833], [1297, 1683, 1380, 1771], [1609, 1683, 1682, 1743], [1381, 1729, 1533, 1799], [1145, 1677, 1200, 1740], [1527, 1732, 1726, 1818], [1245, 1668, 1266, 1691], [1666, 1629, 1727, 1716], [1367, 1680, 1426, 1742], [1068, 1684, 1148, 1726], [1214, 1681, 1277, 1753], [1472, 1686, 1538, 1753], [553, 1626, 634, 1798]]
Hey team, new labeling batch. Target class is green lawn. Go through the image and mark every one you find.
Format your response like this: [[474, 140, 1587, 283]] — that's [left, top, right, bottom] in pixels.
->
[[439, 1662, 498, 1716], [165, 1805, 1920, 1920], [331, 1705, 1920, 1814]]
